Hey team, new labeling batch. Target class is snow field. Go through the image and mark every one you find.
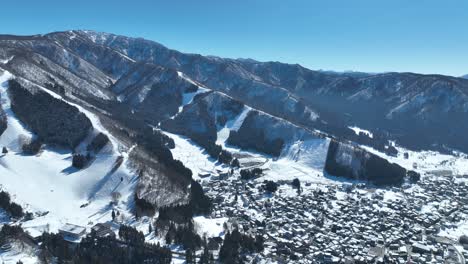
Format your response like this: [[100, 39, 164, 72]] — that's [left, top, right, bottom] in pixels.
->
[[348, 126, 374, 138], [0, 71, 137, 237]]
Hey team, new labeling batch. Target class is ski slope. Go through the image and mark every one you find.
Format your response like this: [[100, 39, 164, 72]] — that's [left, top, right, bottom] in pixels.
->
[[166, 102, 332, 184], [194, 216, 227, 237], [162, 131, 227, 181], [0, 71, 137, 236], [362, 144, 468, 177], [216, 106, 250, 145], [170, 71, 210, 120]]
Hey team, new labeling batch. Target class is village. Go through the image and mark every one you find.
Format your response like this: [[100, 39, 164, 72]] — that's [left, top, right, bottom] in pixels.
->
[[1, 156, 468, 263], [203, 169, 468, 263]]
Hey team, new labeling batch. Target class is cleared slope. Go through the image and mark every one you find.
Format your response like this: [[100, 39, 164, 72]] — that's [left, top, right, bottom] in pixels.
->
[[0, 71, 137, 235]]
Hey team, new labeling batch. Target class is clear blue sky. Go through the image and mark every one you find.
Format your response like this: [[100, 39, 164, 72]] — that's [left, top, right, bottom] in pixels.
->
[[2, 0, 468, 76]]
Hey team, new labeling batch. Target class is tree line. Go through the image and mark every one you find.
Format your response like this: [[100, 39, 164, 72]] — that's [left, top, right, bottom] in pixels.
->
[[0, 190, 24, 219]]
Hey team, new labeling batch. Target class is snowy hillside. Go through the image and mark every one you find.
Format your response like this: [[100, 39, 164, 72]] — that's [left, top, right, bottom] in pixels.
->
[[166, 95, 332, 184], [362, 143, 468, 177], [0, 71, 137, 236]]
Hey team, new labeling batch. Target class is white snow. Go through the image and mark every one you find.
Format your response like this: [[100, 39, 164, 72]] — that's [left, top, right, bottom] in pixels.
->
[[0, 56, 14, 64], [439, 220, 468, 241], [382, 190, 404, 201], [0, 71, 137, 239], [168, 122, 332, 185], [216, 106, 250, 145], [177, 71, 201, 87], [162, 131, 226, 180], [171, 72, 210, 119], [176, 88, 209, 115], [361, 144, 468, 176], [0, 71, 12, 86], [281, 138, 330, 170], [194, 216, 227, 238], [348, 126, 373, 138], [166, 128, 331, 184], [230, 107, 251, 131], [164, 95, 333, 184], [68, 30, 77, 40], [0, 242, 38, 264], [250, 137, 332, 183]]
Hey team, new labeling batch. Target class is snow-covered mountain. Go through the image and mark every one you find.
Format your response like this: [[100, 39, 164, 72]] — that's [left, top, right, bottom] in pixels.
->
[[1, 30, 468, 263], [0, 71, 138, 261], [39, 30, 468, 154], [0, 29, 465, 212], [2, 30, 468, 154]]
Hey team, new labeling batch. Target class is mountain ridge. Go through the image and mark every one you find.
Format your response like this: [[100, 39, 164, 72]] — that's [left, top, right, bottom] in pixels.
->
[[49, 29, 468, 80], [0, 30, 466, 188], [49, 30, 468, 154], [2, 30, 468, 155]]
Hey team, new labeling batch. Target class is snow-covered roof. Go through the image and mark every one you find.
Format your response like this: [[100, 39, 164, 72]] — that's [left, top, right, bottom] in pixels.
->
[[59, 223, 86, 235]]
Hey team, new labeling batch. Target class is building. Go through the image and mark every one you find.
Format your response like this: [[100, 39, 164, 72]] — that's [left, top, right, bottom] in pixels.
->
[[91, 223, 115, 238], [59, 223, 86, 241], [198, 172, 211, 178]]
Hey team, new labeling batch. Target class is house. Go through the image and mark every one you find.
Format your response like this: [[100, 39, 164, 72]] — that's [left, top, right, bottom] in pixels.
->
[[91, 223, 115, 238], [411, 243, 431, 254], [24, 227, 45, 245], [59, 223, 86, 241], [198, 172, 211, 178]]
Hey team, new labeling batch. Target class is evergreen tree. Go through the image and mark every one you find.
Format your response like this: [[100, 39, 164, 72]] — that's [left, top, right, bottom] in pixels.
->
[[72, 154, 88, 169], [231, 158, 240, 168], [264, 180, 278, 193], [199, 246, 210, 264], [185, 249, 195, 264], [9, 203, 23, 218], [219, 229, 264, 264], [165, 231, 172, 245], [292, 178, 301, 195]]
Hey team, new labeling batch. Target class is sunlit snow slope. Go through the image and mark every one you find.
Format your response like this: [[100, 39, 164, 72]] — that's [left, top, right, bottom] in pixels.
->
[[0, 71, 137, 233]]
